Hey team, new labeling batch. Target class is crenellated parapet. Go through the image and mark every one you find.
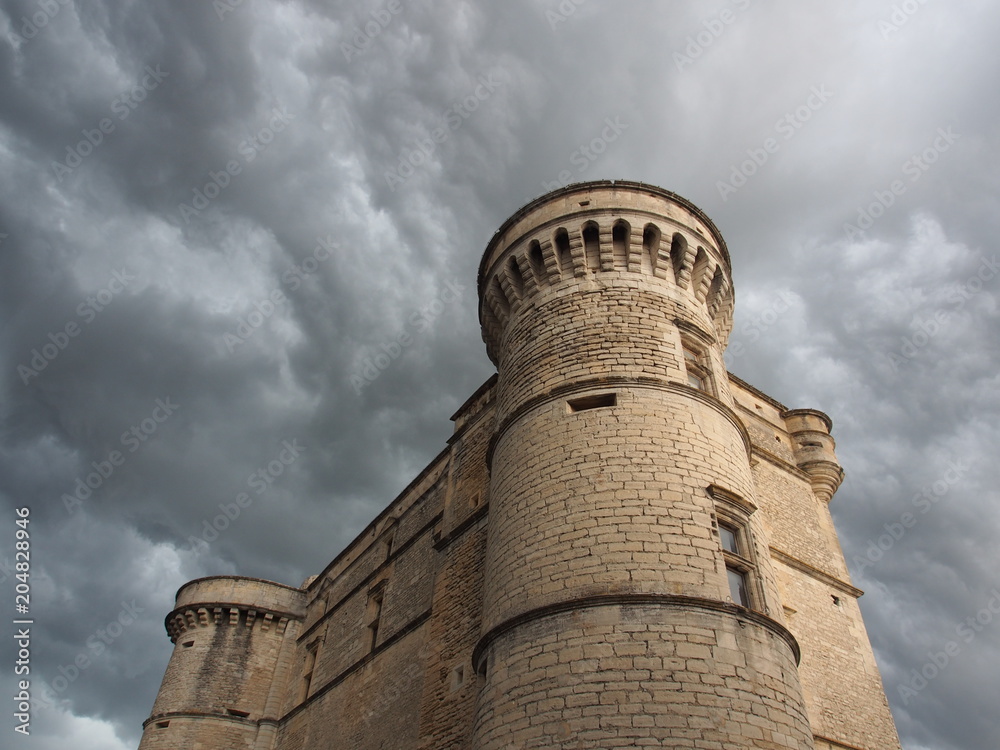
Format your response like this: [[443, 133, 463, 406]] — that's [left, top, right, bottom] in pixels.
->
[[166, 603, 297, 643], [478, 181, 735, 366], [139, 576, 306, 750], [166, 575, 306, 638]]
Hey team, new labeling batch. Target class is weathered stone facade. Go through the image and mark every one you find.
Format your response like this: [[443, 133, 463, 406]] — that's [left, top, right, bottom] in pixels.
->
[[139, 181, 901, 749]]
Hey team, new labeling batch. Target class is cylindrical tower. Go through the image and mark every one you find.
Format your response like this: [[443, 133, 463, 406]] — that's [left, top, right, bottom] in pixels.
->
[[138, 576, 305, 750], [471, 181, 814, 748]]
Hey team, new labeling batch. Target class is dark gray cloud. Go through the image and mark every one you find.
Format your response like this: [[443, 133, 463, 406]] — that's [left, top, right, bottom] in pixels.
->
[[0, 1, 997, 748]]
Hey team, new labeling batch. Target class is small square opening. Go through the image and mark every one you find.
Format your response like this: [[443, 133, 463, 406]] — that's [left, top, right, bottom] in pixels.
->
[[156, 721, 170, 729], [567, 393, 616, 412], [450, 664, 466, 692]]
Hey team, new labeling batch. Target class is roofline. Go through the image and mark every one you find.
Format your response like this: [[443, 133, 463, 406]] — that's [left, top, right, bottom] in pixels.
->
[[477, 180, 732, 291]]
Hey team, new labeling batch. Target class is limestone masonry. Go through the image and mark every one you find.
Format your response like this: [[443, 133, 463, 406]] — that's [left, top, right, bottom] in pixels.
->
[[139, 181, 901, 749]]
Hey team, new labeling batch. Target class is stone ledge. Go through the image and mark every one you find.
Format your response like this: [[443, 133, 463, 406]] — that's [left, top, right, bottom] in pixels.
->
[[472, 591, 801, 673]]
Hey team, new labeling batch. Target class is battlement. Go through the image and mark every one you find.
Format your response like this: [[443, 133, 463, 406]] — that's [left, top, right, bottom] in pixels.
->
[[478, 181, 735, 364]]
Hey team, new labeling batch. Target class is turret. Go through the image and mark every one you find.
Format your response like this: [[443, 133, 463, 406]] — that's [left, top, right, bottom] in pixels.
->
[[783, 408, 844, 503], [470, 181, 814, 748], [138, 576, 305, 750]]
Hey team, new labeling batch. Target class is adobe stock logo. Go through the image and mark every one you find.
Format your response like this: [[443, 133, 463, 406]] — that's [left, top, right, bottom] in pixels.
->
[[673, 0, 752, 71], [32, 600, 145, 711], [884, 254, 997, 372], [546, 0, 587, 30], [177, 107, 294, 223], [222, 234, 339, 353], [716, 85, 833, 201], [383, 72, 505, 191], [188, 439, 306, 550], [50, 65, 169, 182], [843, 127, 959, 241], [18, 267, 135, 385], [350, 279, 464, 393], [62, 397, 180, 514], [897, 588, 1000, 705], [7, 0, 72, 45], [851, 458, 971, 574], [541, 116, 628, 192], [341, 0, 404, 61]]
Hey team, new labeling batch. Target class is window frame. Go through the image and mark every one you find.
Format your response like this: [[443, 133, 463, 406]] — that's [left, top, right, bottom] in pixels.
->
[[680, 338, 714, 395], [366, 580, 387, 652], [708, 485, 763, 612]]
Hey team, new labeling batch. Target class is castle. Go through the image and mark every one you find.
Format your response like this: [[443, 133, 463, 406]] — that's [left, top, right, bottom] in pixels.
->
[[139, 181, 901, 749]]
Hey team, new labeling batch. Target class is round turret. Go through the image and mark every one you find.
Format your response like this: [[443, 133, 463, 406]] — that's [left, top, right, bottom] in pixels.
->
[[783, 408, 845, 502], [138, 576, 305, 750], [470, 181, 814, 749]]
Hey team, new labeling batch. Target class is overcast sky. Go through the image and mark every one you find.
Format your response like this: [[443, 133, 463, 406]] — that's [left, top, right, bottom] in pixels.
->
[[0, 1, 997, 748]]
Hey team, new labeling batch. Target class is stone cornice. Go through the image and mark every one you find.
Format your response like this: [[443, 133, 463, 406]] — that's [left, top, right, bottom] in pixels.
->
[[165, 604, 300, 643], [770, 548, 863, 598], [473, 592, 801, 673], [486, 376, 753, 469]]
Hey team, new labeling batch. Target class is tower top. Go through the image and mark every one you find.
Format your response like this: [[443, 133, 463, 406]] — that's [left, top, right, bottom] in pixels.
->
[[477, 180, 735, 365], [478, 180, 731, 290]]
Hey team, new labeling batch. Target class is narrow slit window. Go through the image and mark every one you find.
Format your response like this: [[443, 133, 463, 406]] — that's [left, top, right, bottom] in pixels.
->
[[301, 639, 320, 702], [567, 393, 617, 412], [612, 221, 629, 269], [582, 223, 600, 272], [643, 223, 661, 273], [554, 228, 572, 275], [367, 588, 385, 652], [528, 240, 545, 283], [507, 256, 524, 297]]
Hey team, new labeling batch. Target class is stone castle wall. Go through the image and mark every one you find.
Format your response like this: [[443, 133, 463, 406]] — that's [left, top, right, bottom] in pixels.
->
[[139, 181, 901, 750]]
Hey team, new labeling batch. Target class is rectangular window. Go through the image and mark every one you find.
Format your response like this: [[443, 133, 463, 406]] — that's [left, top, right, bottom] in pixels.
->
[[301, 639, 320, 702], [367, 587, 385, 652], [567, 393, 617, 412], [727, 567, 750, 608], [450, 664, 466, 692], [710, 486, 760, 612], [719, 523, 739, 555], [682, 343, 712, 393]]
